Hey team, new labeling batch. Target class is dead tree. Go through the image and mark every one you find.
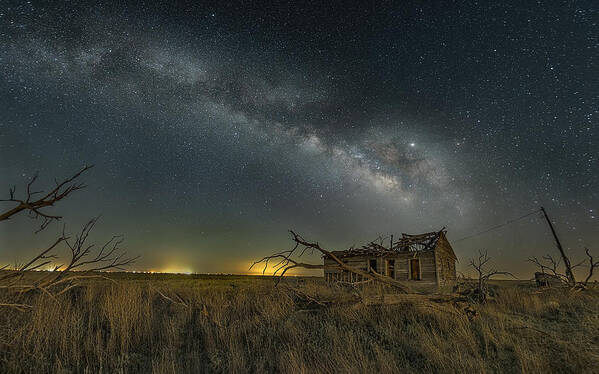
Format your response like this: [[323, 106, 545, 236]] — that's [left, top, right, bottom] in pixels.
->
[[581, 248, 598, 286], [0, 217, 137, 305], [529, 247, 598, 289], [0, 165, 93, 232], [468, 250, 515, 303], [528, 255, 570, 286], [250, 230, 409, 292], [0, 166, 137, 310]]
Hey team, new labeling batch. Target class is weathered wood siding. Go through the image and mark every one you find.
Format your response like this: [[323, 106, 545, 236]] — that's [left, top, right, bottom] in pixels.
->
[[434, 234, 457, 284], [323, 255, 371, 282], [324, 251, 437, 284], [393, 251, 437, 283]]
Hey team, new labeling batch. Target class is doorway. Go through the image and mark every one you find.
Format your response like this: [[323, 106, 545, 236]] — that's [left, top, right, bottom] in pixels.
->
[[386, 259, 395, 279], [409, 259, 420, 280], [369, 259, 377, 273]]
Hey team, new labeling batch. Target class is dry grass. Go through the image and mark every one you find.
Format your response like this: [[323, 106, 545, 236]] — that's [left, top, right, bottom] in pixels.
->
[[0, 274, 598, 373]]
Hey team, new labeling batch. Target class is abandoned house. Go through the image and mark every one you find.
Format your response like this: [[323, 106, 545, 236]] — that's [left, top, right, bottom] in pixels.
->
[[324, 230, 457, 285]]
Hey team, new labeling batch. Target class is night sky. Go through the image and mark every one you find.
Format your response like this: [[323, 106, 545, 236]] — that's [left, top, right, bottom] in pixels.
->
[[1, 1, 597, 277]]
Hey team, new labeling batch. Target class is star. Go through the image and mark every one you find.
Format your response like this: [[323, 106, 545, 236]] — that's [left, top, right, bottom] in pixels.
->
[[0, 1, 594, 277]]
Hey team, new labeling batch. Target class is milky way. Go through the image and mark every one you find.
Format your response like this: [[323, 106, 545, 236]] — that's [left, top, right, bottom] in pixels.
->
[[0, 1, 597, 276]]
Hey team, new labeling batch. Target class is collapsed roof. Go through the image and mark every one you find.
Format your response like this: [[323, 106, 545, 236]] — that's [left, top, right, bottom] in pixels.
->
[[330, 229, 448, 259]]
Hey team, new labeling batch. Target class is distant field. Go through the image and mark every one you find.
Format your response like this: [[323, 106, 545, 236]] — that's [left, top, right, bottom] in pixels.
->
[[1, 273, 598, 373]]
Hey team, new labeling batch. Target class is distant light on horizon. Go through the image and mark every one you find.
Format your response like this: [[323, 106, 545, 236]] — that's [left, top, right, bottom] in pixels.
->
[[0, 1, 595, 279]]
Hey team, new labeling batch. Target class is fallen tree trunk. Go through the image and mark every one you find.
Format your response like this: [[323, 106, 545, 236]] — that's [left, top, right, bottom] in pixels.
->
[[251, 230, 410, 293]]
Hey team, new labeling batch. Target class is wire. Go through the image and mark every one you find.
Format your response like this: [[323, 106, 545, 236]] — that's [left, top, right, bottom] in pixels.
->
[[453, 209, 542, 244]]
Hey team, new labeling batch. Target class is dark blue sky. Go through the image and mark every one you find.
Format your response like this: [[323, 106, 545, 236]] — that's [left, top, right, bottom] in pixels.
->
[[0, 1, 597, 276]]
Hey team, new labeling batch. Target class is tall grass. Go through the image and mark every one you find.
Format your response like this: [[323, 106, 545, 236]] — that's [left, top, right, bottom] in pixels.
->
[[0, 276, 597, 373]]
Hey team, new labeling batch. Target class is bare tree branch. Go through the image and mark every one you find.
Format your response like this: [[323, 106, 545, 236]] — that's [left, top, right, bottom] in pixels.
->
[[0, 218, 138, 308], [41, 217, 138, 284], [0, 165, 93, 232], [0, 233, 68, 283], [582, 248, 598, 286], [251, 230, 410, 292], [528, 256, 570, 285], [0, 165, 141, 310], [468, 250, 517, 303], [528, 247, 598, 289]]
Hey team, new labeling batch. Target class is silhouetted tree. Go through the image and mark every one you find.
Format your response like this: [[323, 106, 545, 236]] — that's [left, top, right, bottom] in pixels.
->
[[0, 166, 137, 310], [468, 250, 515, 303]]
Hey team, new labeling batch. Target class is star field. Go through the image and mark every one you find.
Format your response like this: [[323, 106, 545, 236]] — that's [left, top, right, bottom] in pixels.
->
[[0, 1, 597, 276]]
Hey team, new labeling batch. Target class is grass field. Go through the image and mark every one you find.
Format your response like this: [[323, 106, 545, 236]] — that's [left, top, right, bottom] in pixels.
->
[[1, 274, 598, 373]]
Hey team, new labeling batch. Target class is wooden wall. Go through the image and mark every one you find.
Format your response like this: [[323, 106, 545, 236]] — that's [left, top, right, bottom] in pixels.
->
[[434, 234, 457, 284], [324, 255, 370, 282], [323, 234, 459, 286], [323, 251, 438, 284], [393, 251, 437, 283]]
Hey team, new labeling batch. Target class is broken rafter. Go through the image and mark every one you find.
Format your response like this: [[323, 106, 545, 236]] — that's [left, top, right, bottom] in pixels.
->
[[331, 229, 445, 258]]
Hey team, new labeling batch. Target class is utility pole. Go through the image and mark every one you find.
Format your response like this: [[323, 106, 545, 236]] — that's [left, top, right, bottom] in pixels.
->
[[540, 206, 576, 285]]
